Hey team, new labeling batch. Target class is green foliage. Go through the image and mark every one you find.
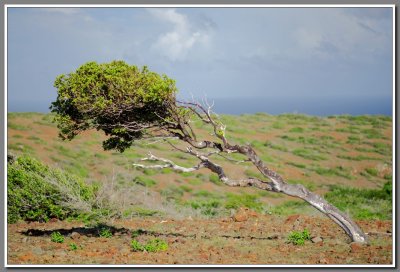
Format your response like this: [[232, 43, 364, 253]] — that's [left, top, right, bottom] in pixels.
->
[[99, 227, 113, 238], [287, 179, 316, 191], [263, 140, 288, 152], [187, 199, 222, 216], [209, 173, 223, 185], [51, 61, 179, 152], [292, 148, 326, 161], [161, 185, 184, 202], [123, 207, 159, 217], [289, 127, 304, 133], [225, 193, 264, 212], [69, 243, 78, 250], [51, 232, 64, 243], [365, 167, 378, 177], [270, 201, 310, 215], [8, 122, 30, 131], [285, 162, 306, 169], [324, 182, 392, 220], [133, 176, 157, 187], [7, 155, 96, 223], [131, 238, 168, 252], [287, 229, 311, 245], [362, 129, 384, 139], [313, 166, 353, 180]]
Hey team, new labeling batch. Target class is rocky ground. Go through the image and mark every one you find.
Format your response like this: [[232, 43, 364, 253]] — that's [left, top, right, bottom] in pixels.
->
[[7, 212, 393, 265]]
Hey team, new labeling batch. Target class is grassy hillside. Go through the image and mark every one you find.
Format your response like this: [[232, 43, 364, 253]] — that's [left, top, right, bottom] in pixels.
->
[[7, 112, 393, 221]]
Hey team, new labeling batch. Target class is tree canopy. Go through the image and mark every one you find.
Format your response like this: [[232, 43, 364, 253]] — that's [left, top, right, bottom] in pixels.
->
[[51, 61, 181, 152]]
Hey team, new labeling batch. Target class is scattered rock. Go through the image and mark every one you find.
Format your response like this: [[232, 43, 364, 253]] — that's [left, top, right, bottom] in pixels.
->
[[70, 232, 80, 240], [233, 212, 248, 222], [232, 208, 252, 222], [21, 237, 28, 243], [285, 214, 300, 224], [311, 236, 323, 243]]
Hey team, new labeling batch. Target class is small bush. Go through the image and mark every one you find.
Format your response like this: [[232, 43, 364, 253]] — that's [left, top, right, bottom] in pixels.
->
[[131, 238, 168, 252], [187, 199, 222, 216], [99, 227, 113, 238], [51, 232, 64, 243], [69, 243, 78, 250], [7, 155, 96, 223], [287, 229, 311, 245]]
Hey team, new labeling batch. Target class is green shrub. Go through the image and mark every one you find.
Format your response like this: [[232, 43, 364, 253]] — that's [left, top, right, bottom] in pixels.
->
[[131, 238, 168, 252], [287, 229, 311, 245], [99, 227, 113, 238], [69, 243, 78, 250], [7, 155, 96, 223], [187, 199, 222, 216], [51, 232, 64, 243]]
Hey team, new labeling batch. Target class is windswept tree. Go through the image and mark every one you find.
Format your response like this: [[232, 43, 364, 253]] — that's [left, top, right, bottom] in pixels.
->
[[51, 60, 368, 243]]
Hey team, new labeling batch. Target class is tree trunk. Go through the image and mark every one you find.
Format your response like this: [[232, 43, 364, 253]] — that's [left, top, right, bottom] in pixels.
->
[[223, 144, 368, 243]]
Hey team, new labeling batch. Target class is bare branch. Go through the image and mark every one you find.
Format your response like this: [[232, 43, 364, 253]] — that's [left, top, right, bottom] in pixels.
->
[[133, 153, 205, 173]]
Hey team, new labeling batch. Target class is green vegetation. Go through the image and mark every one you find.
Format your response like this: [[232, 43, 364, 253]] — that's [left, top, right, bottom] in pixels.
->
[[263, 140, 288, 152], [225, 193, 264, 212], [131, 238, 168, 252], [287, 229, 311, 245], [362, 129, 385, 139], [51, 232, 64, 243], [8, 155, 96, 223], [98, 226, 113, 238], [289, 127, 304, 133], [271, 201, 310, 216], [285, 162, 306, 169], [187, 199, 222, 216], [123, 207, 159, 217], [8, 122, 30, 131], [287, 179, 316, 191], [365, 167, 378, 177], [51, 60, 178, 152], [292, 148, 326, 161], [69, 243, 78, 251], [133, 176, 157, 187], [313, 166, 353, 180], [209, 173, 223, 185], [324, 182, 392, 220]]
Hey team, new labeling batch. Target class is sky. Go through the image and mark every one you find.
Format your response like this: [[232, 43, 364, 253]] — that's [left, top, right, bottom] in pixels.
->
[[7, 6, 393, 116]]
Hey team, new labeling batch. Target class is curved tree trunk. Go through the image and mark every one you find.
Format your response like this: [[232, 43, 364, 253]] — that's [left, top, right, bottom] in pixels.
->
[[221, 143, 368, 243]]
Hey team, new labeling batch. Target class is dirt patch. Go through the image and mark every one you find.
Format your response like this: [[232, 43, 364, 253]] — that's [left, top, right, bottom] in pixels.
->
[[7, 215, 392, 265]]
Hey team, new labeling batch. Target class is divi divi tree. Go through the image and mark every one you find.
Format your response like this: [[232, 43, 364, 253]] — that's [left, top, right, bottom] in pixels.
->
[[51, 61, 368, 243]]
